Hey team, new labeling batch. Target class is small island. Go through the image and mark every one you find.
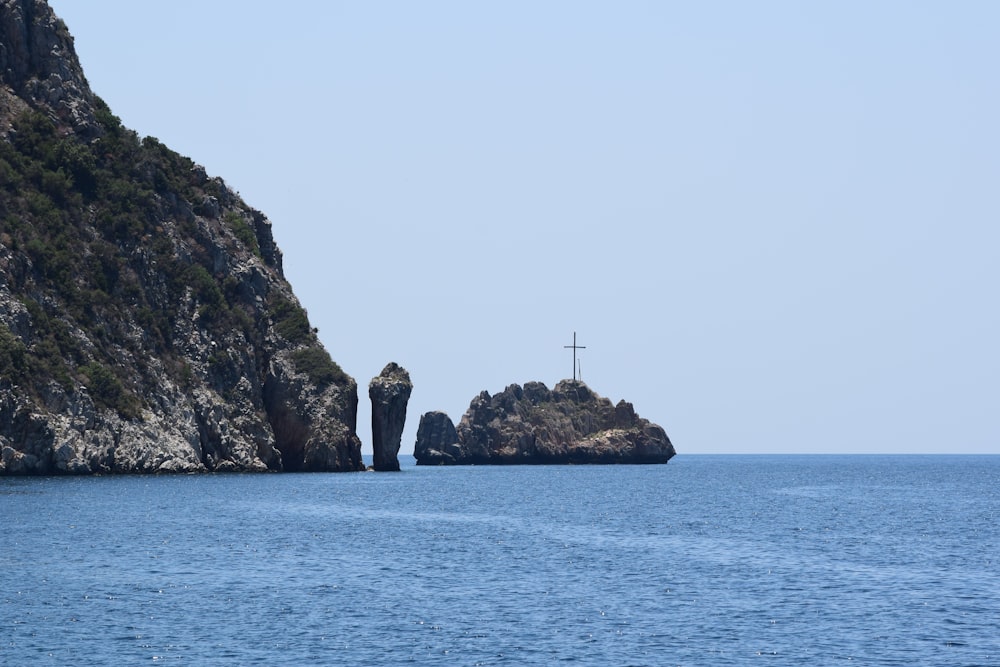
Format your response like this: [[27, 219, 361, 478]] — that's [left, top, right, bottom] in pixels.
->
[[414, 380, 675, 465]]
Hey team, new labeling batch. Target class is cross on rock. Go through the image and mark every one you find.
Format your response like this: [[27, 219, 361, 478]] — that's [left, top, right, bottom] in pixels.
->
[[564, 332, 586, 381]]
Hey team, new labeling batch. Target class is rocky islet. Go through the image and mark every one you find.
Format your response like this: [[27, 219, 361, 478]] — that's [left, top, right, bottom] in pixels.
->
[[414, 380, 675, 465]]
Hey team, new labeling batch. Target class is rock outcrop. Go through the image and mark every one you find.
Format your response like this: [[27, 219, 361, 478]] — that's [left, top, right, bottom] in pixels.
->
[[368, 362, 411, 471], [414, 380, 675, 465], [0, 0, 363, 474], [414, 411, 461, 463], [0, 0, 99, 138]]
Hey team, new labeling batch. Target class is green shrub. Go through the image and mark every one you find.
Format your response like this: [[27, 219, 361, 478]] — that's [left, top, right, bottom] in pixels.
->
[[0, 155, 22, 190], [56, 141, 97, 198], [81, 361, 140, 419], [269, 295, 312, 344], [224, 211, 261, 258], [93, 96, 124, 135], [291, 347, 347, 388], [184, 264, 224, 307], [0, 324, 28, 381], [21, 337, 72, 391]]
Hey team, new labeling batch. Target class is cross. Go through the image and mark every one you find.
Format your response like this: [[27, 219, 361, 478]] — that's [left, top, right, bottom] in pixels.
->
[[564, 331, 586, 381]]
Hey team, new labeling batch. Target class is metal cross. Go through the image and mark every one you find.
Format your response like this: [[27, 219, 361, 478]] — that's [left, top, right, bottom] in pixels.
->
[[564, 332, 586, 381]]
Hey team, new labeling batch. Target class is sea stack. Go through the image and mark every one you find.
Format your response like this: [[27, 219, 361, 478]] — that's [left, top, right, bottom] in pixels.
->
[[368, 363, 412, 471]]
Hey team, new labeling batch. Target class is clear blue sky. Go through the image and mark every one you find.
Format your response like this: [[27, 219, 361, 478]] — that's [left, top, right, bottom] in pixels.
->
[[48, 1, 999, 454]]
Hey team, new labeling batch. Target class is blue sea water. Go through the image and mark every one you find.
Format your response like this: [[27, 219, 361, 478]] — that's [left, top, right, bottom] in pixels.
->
[[2, 455, 998, 666]]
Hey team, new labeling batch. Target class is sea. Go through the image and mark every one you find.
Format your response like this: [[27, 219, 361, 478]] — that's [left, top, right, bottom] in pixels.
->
[[1, 455, 998, 666]]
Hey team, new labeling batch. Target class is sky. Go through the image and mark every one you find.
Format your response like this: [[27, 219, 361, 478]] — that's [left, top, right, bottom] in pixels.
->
[[46, 1, 999, 455]]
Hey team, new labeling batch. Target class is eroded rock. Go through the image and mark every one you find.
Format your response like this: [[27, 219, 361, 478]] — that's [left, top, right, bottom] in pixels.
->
[[413, 411, 460, 465], [369, 363, 412, 471], [414, 380, 675, 465]]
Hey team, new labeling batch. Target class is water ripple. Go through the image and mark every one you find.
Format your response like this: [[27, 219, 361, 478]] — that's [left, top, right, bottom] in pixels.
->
[[1, 456, 998, 665]]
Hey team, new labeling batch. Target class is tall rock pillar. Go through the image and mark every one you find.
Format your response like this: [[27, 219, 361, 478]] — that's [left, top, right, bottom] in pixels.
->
[[368, 363, 412, 471]]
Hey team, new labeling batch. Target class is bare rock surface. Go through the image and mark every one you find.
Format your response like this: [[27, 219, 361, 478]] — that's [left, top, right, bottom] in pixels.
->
[[368, 363, 412, 471], [414, 380, 675, 465]]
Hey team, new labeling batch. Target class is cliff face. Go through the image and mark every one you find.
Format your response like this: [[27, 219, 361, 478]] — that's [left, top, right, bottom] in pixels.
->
[[414, 380, 675, 465], [0, 0, 98, 138], [0, 0, 363, 473]]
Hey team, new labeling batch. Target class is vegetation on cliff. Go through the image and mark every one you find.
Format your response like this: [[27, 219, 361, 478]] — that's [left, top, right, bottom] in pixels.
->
[[2, 107, 248, 410], [0, 0, 361, 474]]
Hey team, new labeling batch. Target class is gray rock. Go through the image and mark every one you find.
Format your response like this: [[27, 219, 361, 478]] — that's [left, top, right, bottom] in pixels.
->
[[0, 0, 100, 138], [262, 349, 362, 473], [412, 410, 460, 465], [369, 363, 412, 471], [414, 380, 675, 465], [0, 1, 363, 475]]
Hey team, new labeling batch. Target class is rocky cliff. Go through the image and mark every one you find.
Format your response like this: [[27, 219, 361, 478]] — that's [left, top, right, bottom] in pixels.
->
[[414, 380, 675, 465], [0, 0, 363, 474]]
